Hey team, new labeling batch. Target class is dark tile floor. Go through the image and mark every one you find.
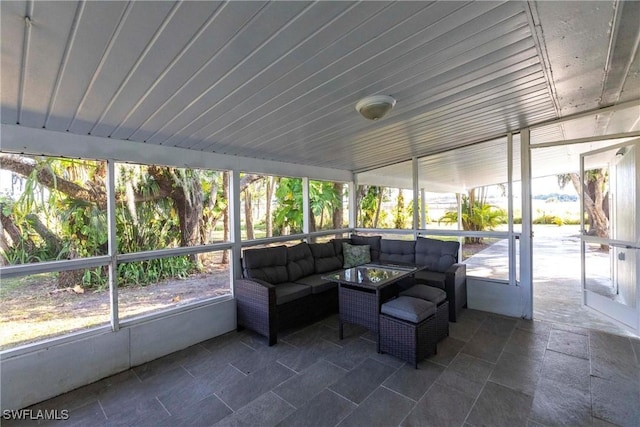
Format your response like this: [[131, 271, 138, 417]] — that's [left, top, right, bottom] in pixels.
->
[[13, 309, 640, 427]]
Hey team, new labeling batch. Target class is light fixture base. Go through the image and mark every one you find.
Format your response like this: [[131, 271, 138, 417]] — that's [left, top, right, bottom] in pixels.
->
[[355, 95, 396, 120]]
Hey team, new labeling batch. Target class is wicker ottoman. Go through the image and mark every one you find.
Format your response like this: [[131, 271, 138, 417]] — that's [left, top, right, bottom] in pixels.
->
[[379, 296, 437, 368], [400, 285, 449, 341]]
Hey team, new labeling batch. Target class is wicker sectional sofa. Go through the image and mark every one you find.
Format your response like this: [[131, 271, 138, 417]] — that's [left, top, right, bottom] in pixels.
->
[[236, 235, 466, 345]]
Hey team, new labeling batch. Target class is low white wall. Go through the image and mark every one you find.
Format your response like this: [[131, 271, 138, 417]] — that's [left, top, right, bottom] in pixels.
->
[[467, 277, 525, 318], [0, 298, 236, 410]]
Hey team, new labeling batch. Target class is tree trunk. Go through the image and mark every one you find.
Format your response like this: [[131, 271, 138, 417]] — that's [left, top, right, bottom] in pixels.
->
[[243, 189, 254, 240], [148, 166, 203, 266], [332, 183, 343, 229], [373, 187, 383, 228], [26, 213, 63, 255], [569, 172, 609, 249]]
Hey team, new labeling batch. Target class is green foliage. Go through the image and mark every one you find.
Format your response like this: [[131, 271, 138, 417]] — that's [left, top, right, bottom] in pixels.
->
[[272, 178, 303, 235], [439, 194, 506, 243], [533, 214, 563, 226]]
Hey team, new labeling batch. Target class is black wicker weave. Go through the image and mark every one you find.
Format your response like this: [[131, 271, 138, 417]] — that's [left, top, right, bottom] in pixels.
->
[[379, 312, 437, 368], [435, 300, 450, 342]]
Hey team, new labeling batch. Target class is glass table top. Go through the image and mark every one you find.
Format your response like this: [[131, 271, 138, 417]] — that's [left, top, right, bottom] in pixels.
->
[[322, 264, 418, 289]]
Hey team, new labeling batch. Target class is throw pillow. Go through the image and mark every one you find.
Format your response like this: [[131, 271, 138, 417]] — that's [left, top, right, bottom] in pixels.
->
[[342, 243, 371, 268]]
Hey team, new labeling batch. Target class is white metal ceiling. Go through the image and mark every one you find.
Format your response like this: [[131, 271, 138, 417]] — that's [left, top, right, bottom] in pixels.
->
[[1, 1, 639, 191]]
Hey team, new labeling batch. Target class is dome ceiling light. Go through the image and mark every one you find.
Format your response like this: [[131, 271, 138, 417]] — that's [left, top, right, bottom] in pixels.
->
[[355, 95, 396, 120]]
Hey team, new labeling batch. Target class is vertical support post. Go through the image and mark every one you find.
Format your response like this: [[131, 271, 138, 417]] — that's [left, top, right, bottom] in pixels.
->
[[229, 170, 243, 284], [579, 154, 586, 305], [457, 193, 463, 261], [520, 128, 534, 319], [302, 177, 310, 240], [349, 174, 357, 231], [420, 188, 426, 230], [106, 160, 119, 331], [507, 133, 516, 286], [412, 157, 420, 238]]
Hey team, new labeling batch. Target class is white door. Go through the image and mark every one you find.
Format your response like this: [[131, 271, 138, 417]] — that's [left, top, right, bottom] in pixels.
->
[[581, 142, 640, 332]]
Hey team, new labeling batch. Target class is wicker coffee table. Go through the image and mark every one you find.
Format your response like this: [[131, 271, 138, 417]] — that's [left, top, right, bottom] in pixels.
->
[[322, 264, 420, 346]]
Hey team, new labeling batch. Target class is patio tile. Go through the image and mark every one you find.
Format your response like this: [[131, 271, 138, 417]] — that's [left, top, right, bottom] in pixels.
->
[[530, 377, 591, 426], [435, 368, 485, 400], [157, 364, 245, 414], [547, 329, 589, 359], [277, 389, 355, 427], [103, 396, 170, 426], [185, 340, 255, 377], [338, 386, 414, 427], [460, 328, 509, 363], [214, 392, 295, 427], [448, 317, 483, 342], [382, 360, 444, 401], [466, 381, 533, 427], [277, 337, 341, 373], [157, 395, 232, 427], [273, 360, 347, 408], [230, 341, 297, 375], [489, 352, 542, 396], [449, 352, 496, 383], [401, 382, 475, 427], [481, 314, 518, 337], [322, 336, 377, 371], [551, 322, 590, 336], [328, 358, 396, 404], [428, 337, 465, 367], [216, 362, 295, 410], [516, 319, 552, 337], [132, 344, 209, 381], [503, 328, 549, 361], [40, 401, 106, 427], [591, 376, 640, 427], [540, 350, 590, 393]]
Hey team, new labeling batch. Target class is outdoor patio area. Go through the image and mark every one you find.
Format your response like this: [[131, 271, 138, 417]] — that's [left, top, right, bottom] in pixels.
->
[[464, 225, 637, 338], [10, 308, 639, 426]]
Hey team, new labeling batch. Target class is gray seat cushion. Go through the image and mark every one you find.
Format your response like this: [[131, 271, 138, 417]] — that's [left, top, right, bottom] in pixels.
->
[[294, 274, 338, 294], [400, 285, 446, 304], [414, 270, 446, 289], [381, 296, 436, 323], [275, 282, 312, 305]]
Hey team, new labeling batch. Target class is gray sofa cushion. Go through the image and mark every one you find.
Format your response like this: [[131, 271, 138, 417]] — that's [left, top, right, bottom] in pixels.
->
[[287, 243, 315, 282], [380, 239, 415, 264], [331, 238, 352, 265], [400, 284, 447, 304], [413, 270, 446, 289], [294, 274, 338, 294], [414, 237, 459, 273], [242, 246, 289, 284], [275, 282, 312, 305], [309, 242, 342, 274], [381, 296, 436, 323], [351, 235, 381, 261]]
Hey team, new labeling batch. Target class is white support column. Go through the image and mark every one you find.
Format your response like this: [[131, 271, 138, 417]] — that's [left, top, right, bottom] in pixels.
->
[[349, 174, 357, 230], [457, 193, 463, 262], [507, 133, 516, 286], [106, 160, 119, 331], [229, 170, 242, 282], [302, 177, 310, 239], [412, 157, 420, 238], [520, 128, 534, 319], [420, 188, 426, 230]]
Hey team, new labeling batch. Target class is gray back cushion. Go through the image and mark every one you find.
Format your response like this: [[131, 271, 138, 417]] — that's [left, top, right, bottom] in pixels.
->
[[286, 243, 315, 282], [380, 239, 416, 264], [414, 237, 459, 273], [309, 242, 342, 274], [351, 235, 381, 261], [331, 238, 352, 265], [242, 246, 289, 284]]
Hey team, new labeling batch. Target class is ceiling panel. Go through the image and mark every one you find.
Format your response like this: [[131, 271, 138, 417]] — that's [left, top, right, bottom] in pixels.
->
[[1, 0, 638, 184]]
